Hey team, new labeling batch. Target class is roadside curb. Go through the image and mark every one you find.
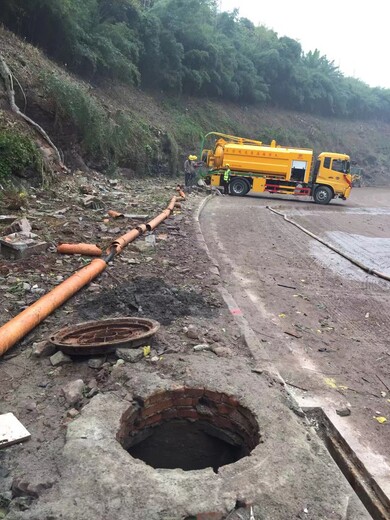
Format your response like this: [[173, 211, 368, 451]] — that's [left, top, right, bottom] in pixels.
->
[[195, 193, 280, 368]]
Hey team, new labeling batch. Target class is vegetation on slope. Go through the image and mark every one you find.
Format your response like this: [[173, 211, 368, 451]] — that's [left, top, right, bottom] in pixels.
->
[[2, 0, 390, 123], [0, 25, 390, 186]]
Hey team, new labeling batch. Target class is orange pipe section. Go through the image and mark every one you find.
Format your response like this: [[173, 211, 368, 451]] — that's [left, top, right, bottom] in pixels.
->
[[136, 224, 148, 234], [176, 186, 186, 199], [0, 194, 183, 356], [147, 209, 170, 231], [57, 243, 102, 256], [109, 228, 140, 255], [0, 259, 107, 356], [107, 210, 124, 218], [167, 197, 176, 211]]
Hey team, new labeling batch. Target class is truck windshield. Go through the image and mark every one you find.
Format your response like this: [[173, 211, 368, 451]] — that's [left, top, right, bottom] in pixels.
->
[[332, 159, 350, 174]]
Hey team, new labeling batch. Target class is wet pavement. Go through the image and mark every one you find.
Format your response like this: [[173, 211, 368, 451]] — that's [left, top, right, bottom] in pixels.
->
[[200, 187, 390, 507]]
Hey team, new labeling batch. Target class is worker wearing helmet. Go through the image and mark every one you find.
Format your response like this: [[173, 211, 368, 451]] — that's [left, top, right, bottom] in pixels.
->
[[184, 154, 198, 192], [222, 164, 231, 194]]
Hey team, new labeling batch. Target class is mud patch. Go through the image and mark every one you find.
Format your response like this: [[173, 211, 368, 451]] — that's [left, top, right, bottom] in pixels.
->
[[75, 276, 214, 325]]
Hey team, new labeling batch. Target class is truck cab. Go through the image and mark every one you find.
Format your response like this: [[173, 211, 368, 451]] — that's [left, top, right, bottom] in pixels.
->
[[312, 152, 352, 203]]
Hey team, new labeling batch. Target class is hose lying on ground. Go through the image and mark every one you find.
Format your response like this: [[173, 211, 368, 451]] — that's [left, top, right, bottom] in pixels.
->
[[267, 206, 390, 282]]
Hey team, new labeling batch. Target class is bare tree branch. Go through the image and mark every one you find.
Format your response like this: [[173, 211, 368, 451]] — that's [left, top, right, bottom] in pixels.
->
[[0, 52, 67, 171]]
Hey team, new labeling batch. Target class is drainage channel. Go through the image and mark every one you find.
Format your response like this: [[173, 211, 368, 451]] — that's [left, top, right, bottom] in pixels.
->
[[307, 408, 390, 520]]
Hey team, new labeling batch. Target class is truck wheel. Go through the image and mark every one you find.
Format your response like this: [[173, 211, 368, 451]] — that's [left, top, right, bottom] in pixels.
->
[[314, 186, 333, 204], [229, 178, 250, 196]]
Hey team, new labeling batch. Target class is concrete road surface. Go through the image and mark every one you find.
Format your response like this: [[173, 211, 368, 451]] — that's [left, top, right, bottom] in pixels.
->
[[200, 187, 390, 503]]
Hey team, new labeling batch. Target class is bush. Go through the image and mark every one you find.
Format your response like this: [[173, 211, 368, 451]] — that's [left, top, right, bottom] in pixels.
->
[[0, 185, 29, 210], [0, 130, 41, 179]]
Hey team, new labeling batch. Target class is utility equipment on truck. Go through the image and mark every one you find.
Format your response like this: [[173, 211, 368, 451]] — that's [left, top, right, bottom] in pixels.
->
[[200, 132, 352, 204]]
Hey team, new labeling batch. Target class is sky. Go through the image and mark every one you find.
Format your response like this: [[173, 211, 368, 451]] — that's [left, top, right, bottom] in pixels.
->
[[218, 0, 390, 89]]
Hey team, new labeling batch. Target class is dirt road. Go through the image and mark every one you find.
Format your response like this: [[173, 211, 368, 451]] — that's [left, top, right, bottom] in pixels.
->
[[0, 178, 387, 519], [201, 187, 390, 497]]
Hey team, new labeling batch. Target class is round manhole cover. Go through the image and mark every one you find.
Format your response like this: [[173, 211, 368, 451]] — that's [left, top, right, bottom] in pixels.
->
[[50, 317, 160, 356]]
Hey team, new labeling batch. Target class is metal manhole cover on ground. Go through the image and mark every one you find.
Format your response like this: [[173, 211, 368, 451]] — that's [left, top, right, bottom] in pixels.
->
[[50, 317, 160, 356]]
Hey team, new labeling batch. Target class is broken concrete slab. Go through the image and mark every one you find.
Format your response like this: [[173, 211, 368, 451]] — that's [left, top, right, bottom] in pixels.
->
[[0, 232, 48, 260], [8, 356, 370, 520], [0, 413, 31, 449], [2, 218, 32, 236], [0, 215, 18, 224]]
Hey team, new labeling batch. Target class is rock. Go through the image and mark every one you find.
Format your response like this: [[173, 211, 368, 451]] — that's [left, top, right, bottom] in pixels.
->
[[186, 324, 200, 340], [86, 378, 98, 390], [67, 408, 80, 419], [12, 478, 53, 499], [25, 401, 37, 412], [2, 218, 32, 236], [0, 492, 11, 512], [116, 348, 144, 363], [31, 287, 45, 295], [150, 356, 159, 362], [126, 258, 140, 265], [110, 364, 130, 383], [50, 351, 72, 366], [336, 407, 351, 417], [130, 241, 155, 253], [145, 235, 156, 248], [193, 343, 211, 352], [23, 283, 31, 291], [79, 185, 93, 195], [211, 346, 232, 358], [87, 283, 101, 293], [9, 496, 33, 511], [82, 195, 104, 209], [61, 379, 85, 406], [32, 341, 56, 358], [86, 387, 99, 398], [88, 358, 105, 369]]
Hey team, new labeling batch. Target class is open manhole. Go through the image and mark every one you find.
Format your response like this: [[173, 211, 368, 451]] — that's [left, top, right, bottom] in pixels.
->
[[50, 317, 160, 356], [117, 388, 260, 473]]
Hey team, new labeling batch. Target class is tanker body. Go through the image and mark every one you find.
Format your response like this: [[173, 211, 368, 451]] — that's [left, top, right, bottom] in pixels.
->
[[200, 132, 352, 204]]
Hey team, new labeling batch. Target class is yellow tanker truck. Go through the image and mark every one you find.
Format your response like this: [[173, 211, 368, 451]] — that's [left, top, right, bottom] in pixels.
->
[[200, 132, 352, 204]]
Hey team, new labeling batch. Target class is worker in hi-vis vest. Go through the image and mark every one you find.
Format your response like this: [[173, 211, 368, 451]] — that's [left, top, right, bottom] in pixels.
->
[[223, 164, 231, 194]]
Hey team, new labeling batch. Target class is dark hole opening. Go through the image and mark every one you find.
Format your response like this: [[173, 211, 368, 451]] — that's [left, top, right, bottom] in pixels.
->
[[128, 419, 249, 472]]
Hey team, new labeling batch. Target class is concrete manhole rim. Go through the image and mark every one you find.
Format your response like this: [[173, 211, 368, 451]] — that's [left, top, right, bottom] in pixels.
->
[[50, 317, 160, 356], [117, 387, 261, 473]]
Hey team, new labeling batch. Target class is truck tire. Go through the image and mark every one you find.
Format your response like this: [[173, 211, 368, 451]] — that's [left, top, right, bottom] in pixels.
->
[[314, 185, 333, 204], [229, 178, 250, 196]]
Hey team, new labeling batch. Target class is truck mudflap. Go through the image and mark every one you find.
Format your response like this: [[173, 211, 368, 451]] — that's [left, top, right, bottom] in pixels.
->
[[343, 186, 352, 199]]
